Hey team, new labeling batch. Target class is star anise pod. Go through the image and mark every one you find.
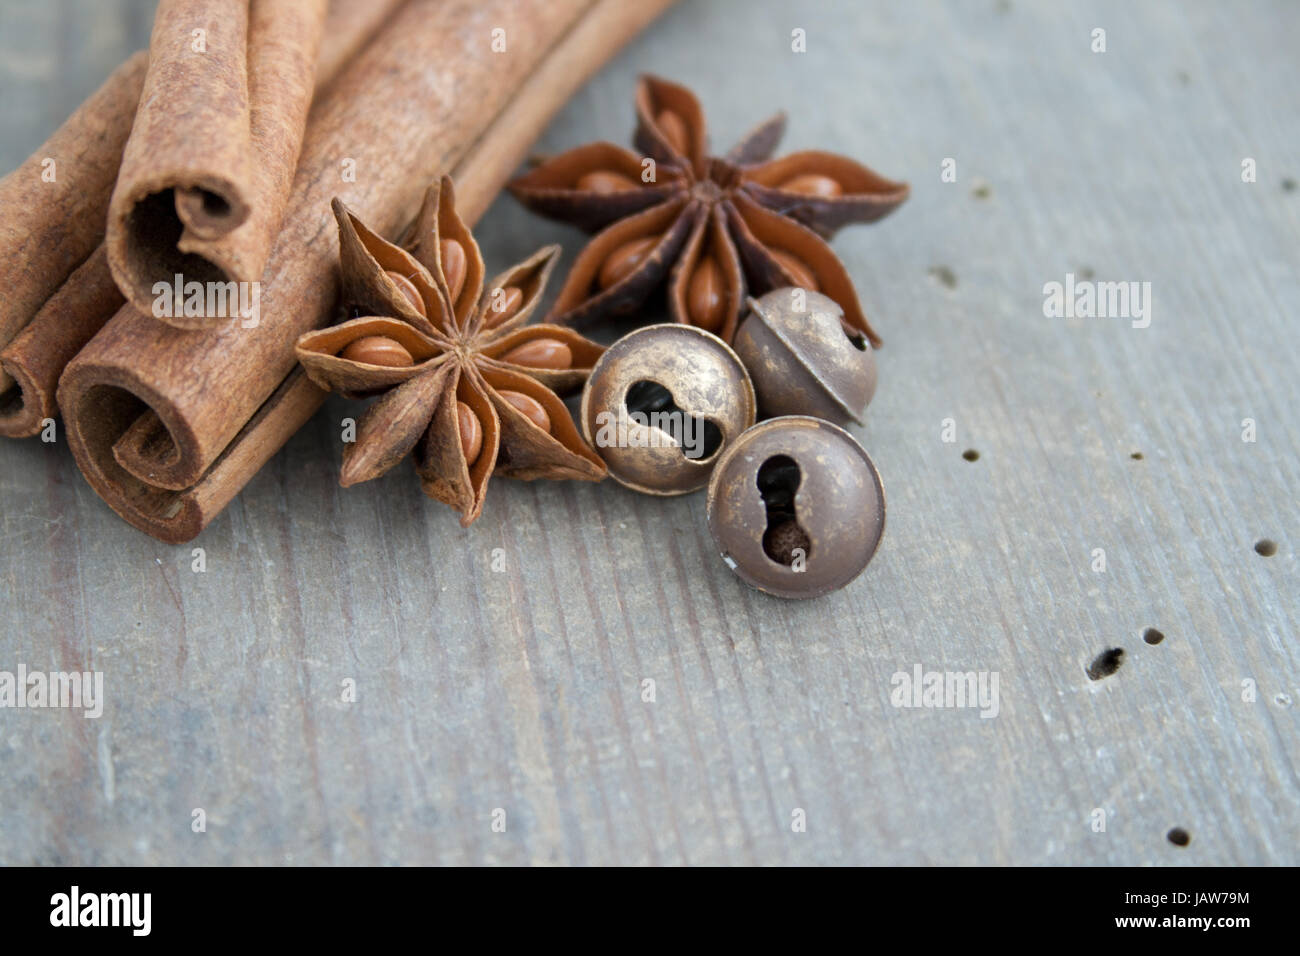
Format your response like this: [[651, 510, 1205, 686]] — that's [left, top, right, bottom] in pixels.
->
[[295, 176, 606, 526], [508, 75, 909, 346]]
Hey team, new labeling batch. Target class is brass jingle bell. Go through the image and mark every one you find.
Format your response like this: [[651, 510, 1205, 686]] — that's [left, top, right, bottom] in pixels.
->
[[732, 288, 877, 426], [706, 416, 885, 599], [580, 324, 756, 495]]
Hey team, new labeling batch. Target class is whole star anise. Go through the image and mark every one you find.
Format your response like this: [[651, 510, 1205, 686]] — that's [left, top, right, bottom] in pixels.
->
[[295, 176, 606, 526], [508, 75, 909, 346]]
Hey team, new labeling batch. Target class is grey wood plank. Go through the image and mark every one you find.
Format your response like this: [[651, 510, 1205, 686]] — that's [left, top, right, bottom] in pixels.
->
[[0, 0, 1296, 865]]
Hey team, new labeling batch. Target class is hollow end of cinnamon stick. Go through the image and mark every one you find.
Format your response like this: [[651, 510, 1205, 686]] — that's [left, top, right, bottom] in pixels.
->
[[174, 185, 248, 240], [108, 182, 253, 330], [112, 409, 186, 484], [56, 372, 206, 541], [59, 357, 205, 492], [104, 0, 326, 330], [0, 361, 47, 439], [57, 363, 324, 544], [0, 244, 125, 437]]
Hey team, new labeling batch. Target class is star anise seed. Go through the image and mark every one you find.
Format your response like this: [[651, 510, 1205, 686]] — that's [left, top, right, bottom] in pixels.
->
[[295, 175, 606, 526], [508, 75, 909, 345]]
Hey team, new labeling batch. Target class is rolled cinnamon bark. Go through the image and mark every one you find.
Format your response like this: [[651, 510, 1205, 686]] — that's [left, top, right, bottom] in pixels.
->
[[106, 0, 328, 328], [0, 53, 147, 394], [0, 2, 391, 388], [59, 0, 677, 542], [0, 249, 124, 437], [314, 0, 410, 93], [0, 0, 408, 437]]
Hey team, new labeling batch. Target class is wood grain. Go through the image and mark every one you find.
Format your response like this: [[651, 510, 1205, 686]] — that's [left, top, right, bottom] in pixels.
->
[[0, 0, 1296, 865]]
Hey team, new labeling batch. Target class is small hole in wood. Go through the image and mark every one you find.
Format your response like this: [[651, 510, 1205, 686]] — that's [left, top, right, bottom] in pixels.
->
[[1167, 827, 1191, 847], [962, 449, 980, 462], [1086, 647, 1124, 680], [928, 265, 957, 290], [1143, 627, 1165, 645], [1130, 451, 1144, 460], [1254, 538, 1277, 557]]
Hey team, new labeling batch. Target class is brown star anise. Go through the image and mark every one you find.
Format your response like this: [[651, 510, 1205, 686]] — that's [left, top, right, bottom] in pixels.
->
[[295, 176, 606, 526], [508, 75, 909, 346]]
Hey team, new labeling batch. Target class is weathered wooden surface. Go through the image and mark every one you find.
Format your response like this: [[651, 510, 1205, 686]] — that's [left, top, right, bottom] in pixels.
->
[[0, 0, 1296, 865]]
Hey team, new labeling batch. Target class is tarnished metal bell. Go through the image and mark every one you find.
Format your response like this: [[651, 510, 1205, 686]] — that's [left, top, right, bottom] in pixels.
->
[[580, 324, 756, 495], [732, 288, 877, 426], [706, 416, 885, 599]]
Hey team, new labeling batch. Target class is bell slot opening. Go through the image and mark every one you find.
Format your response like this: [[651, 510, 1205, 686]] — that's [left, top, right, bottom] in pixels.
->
[[842, 322, 869, 351], [623, 379, 722, 462], [756, 454, 811, 565]]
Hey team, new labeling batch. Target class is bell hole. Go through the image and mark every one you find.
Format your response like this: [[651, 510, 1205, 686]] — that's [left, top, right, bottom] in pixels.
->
[[756, 455, 811, 566], [1142, 627, 1165, 645], [623, 379, 722, 461], [962, 449, 980, 462], [1086, 647, 1124, 681], [840, 322, 868, 351], [1166, 827, 1191, 847], [1254, 538, 1277, 557]]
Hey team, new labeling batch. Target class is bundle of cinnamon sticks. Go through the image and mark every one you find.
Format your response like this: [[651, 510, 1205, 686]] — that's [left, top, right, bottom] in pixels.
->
[[0, 0, 676, 542]]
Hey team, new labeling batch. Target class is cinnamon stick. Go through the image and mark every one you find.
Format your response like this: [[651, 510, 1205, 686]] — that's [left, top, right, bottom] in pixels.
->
[[0, 53, 146, 394], [0, 249, 124, 436], [106, 0, 328, 328], [0, 0, 411, 438], [314, 0, 410, 94], [59, 0, 677, 542], [0, 2, 393, 383]]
